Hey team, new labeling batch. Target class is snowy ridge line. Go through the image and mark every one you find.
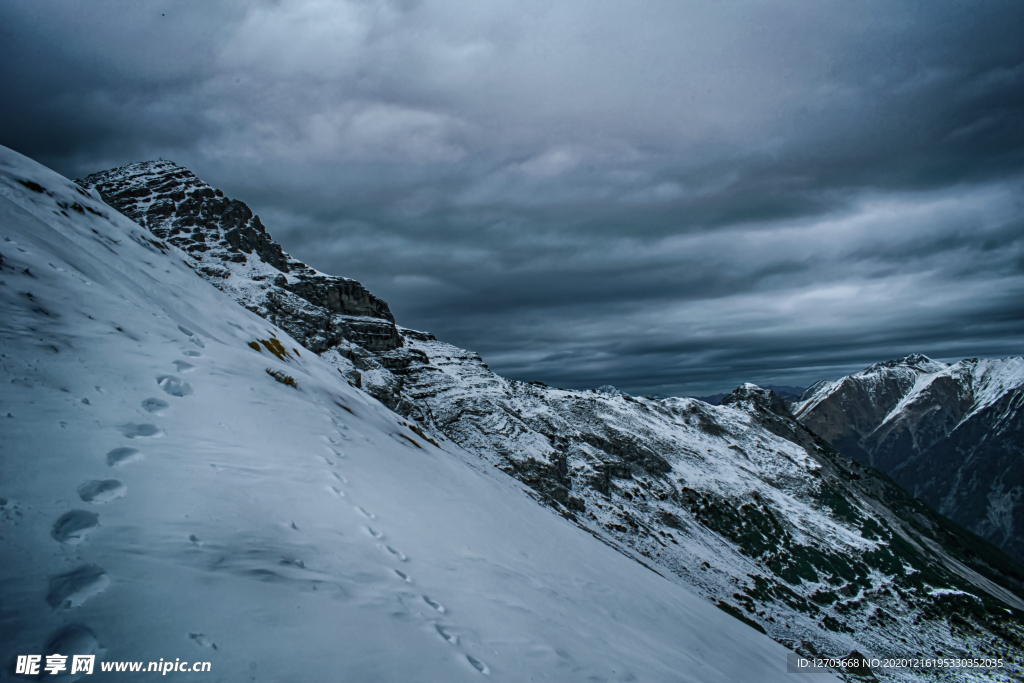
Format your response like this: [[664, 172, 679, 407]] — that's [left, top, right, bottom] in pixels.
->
[[877, 357, 1024, 436]]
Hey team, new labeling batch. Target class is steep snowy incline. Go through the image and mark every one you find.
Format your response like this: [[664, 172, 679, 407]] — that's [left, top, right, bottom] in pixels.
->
[[0, 147, 836, 681]]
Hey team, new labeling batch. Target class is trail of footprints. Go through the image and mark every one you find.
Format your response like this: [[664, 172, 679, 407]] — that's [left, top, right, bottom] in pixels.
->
[[42, 329, 206, 658], [316, 409, 491, 675], [42, 324, 490, 675]]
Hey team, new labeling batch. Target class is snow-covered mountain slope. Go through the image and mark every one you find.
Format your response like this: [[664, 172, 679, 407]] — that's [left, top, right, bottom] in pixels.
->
[[0, 148, 848, 682], [793, 355, 1024, 562], [76, 157, 1024, 681]]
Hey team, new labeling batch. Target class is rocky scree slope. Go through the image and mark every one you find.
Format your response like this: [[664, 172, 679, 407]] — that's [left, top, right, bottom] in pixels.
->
[[84, 161, 1024, 681], [794, 354, 1024, 563]]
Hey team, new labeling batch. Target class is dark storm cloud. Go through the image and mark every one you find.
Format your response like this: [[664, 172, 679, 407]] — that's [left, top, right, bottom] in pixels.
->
[[2, 0, 1022, 394]]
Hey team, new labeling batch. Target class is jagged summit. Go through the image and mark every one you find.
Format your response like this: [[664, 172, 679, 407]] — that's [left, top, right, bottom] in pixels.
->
[[82, 158, 197, 186], [860, 353, 947, 375], [721, 383, 789, 411], [80, 161, 401, 352], [721, 382, 770, 400], [720, 382, 770, 397]]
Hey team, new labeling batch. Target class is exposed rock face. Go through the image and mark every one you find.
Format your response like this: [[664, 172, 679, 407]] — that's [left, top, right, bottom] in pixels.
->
[[721, 382, 794, 417], [794, 354, 1024, 561], [83, 161, 1024, 680], [80, 161, 400, 352], [903, 385, 1024, 552]]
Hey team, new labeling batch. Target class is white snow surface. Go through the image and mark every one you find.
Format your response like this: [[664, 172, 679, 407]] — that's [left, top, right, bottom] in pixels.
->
[[0, 148, 837, 680]]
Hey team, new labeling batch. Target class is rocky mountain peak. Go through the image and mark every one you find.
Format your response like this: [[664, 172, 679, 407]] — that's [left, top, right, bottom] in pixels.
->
[[720, 383, 792, 418], [79, 161, 401, 352], [860, 352, 947, 375]]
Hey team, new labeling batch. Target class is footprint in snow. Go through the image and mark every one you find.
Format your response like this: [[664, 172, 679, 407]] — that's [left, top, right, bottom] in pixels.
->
[[119, 423, 163, 438], [423, 596, 446, 614], [52, 510, 99, 544], [434, 624, 459, 645], [354, 506, 375, 520], [107, 447, 142, 467], [181, 350, 201, 358], [177, 325, 205, 348], [77, 479, 126, 504], [365, 526, 383, 539], [141, 397, 169, 414], [157, 375, 193, 397], [466, 655, 490, 675], [46, 564, 109, 609], [46, 624, 101, 661], [326, 486, 345, 498], [189, 633, 217, 650], [394, 569, 412, 583], [382, 545, 407, 562], [172, 360, 196, 373]]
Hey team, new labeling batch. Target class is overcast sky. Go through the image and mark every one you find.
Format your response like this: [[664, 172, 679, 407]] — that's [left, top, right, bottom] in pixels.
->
[[2, 0, 1022, 395]]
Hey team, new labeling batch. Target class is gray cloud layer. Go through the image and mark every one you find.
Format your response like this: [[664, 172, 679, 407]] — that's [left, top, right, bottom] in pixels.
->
[[3, 0, 1022, 394]]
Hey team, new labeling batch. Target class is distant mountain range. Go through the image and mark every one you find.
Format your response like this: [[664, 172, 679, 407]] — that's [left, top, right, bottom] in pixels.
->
[[59, 155, 1024, 680], [793, 353, 1024, 563]]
